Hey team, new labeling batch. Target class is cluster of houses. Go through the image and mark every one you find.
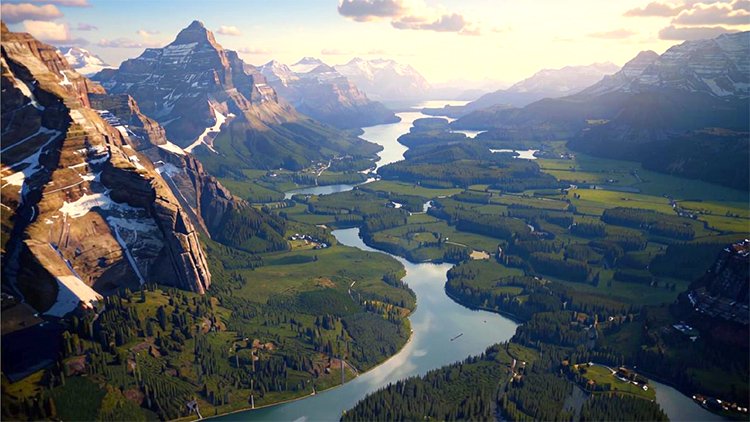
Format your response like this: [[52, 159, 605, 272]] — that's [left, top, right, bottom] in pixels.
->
[[289, 233, 329, 249], [615, 366, 649, 391]]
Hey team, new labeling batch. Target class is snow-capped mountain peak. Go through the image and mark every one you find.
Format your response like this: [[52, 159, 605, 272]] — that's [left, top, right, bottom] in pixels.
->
[[579, 31, 750, 98], [334, 58, 430, 100], [290, 57, 328, 74], [58, 46, 111, 76]]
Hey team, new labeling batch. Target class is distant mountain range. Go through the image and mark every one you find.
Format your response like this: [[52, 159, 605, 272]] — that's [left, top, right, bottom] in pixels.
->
[[259, 57, 398, 128], [452, 31, 750, 190], [424, 62, 620, 117], [58, 46, 110, 76], [334, 58, 431, 101], [92, 21, 381, 173]]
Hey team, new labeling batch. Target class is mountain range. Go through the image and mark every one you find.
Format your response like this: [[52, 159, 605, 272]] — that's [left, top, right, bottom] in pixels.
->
[[425, 62, 620, 117], [259, 57, 398, 128], [92, 21, 381, 175], [58, 47, 110, 76], [334, 58, 431, 101], [452, 31, 750, 189]]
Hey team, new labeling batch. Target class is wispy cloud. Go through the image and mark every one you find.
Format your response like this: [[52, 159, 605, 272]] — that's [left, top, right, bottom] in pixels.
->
[[624, 1, 684, 17], [27, 0, 90, 6], [658, 24, 738, 39], [1, 3, 63, 23], [97, 38, 162, 48], [625, 1, 749, 41], [75, 22, 97, 31], [136, 29, 159, 38], [672, 1, 750, 25], [22, 20, 87, 45], [338, 0, 482, 35], [338, 0, 407, 22], [321, 48, 352, 55], [237, 47, 272, 54], [216, 25, 242, 36]]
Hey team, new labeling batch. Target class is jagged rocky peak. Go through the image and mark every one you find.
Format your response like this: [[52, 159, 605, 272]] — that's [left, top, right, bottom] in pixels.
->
[[92, 20, 293, 147], [622, 51, 660, 77], [1, 24, 211, 317], [174, 20, 213, 43], [579, 31, 750, 98]]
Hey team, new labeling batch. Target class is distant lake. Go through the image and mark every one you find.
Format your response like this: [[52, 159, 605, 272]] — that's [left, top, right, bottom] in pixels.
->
[[491, 148, 539, 160]]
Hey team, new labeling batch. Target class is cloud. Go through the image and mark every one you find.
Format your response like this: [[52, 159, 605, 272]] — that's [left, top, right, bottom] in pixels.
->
[[75, 22, 97, 31], [658, 24, 738, 39], [1, 3, 63, 23], [97, 38, 162, 48], [338, 0, 481, 34], [27, 0, 90, 6], [624, 1, 684, 17], [338, 0, 408, 22], [672, 1, 750, 25], [237, 47, 272, 54], [588, 28, 637, 39], [23, 20, 68, 41], [321, 48, 352, 55], [216, 25, 242, 36], [136, 29, 159, 38]]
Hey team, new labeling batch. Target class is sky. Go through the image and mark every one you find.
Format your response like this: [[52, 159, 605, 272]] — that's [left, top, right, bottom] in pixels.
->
[[3, 0, 749, 85]]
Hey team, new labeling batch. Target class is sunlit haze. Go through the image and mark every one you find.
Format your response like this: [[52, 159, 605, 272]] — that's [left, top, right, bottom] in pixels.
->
[[5, 0, 749, 84]]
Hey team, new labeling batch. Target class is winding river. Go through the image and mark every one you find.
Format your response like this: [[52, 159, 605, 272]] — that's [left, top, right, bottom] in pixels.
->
[[226, 101, 719, 421]]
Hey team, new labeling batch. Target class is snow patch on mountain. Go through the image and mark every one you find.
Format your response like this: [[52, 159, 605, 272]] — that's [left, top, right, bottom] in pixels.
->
[[184, 103, 227, 153]]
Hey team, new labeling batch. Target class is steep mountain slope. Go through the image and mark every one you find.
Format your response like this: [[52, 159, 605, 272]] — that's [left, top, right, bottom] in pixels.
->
[[58, 47, 110, 76], [335, 58, 430, 101], [89, 94, 288, 253], [1, 23, 212, 318], [259, 57, 398, 128], [451, 32, 749, 188], [93, 21, 381, 173], [425, 62, 619, 117]]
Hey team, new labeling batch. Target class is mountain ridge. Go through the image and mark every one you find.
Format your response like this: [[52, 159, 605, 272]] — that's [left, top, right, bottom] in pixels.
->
[[93, 21, 382, 174], [1, 22, 213, 320], [259, 56, 398, 128]]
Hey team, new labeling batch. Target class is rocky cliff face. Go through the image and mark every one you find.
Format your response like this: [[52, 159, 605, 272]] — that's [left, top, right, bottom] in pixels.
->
[[259, 57, 398, 128], [89, 92, 286, 253], [1, 23, 211, 317]]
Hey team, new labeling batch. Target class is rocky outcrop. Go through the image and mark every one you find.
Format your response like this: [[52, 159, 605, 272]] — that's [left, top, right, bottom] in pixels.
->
[[1, 23, 211, 316]]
